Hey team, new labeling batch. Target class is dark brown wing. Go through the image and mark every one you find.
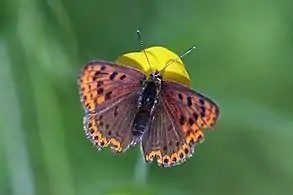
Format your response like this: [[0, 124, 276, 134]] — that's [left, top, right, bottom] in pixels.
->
[[141, 81, 220, 167], [78, 61, 146, 152]]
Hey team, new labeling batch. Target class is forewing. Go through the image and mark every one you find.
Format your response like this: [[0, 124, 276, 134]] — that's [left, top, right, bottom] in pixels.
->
[[78, 60, 145, 113], [78, 61, 145, 152], [162, 81, 220, 130]]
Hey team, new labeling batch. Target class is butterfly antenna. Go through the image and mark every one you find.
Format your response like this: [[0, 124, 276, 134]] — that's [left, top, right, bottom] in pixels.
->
[[159, 46, 196, 73], [136, 29, 153, 72]]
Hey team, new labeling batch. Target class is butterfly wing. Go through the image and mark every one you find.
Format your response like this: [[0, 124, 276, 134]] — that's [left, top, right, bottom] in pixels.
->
[[83, 94, 137, 153], [141, 101, 192, 167], [78, 61, 146, 152], [163, 81, 220, 130], [142, 81, 219, 167]]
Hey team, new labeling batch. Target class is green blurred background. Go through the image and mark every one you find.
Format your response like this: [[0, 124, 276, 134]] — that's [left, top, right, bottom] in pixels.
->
[[1, 0, 293, 195]]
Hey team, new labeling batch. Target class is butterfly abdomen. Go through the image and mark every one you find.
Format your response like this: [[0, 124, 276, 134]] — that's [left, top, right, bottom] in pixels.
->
[[132, 110, 150, 138], [132, 79, 161, 139]]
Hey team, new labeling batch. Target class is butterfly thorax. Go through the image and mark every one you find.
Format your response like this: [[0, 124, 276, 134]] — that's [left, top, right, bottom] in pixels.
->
[[132, 72, 162, 140]]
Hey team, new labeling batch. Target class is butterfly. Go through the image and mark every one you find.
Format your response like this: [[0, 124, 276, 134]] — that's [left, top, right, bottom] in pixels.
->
[[78, 34, 219, 167]]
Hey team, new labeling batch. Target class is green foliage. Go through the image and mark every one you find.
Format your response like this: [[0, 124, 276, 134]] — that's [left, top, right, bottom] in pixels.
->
[[1, 0, 293, 195]]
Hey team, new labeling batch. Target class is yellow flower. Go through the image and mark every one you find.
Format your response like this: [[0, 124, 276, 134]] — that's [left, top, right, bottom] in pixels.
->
[[116, 46, 191, 86]]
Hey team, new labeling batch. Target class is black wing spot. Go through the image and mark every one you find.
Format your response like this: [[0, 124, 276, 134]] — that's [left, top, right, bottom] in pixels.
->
[[163, 158, 169, 164], [100, 66, 106, 71], [179, 115, 185, 126], [198, 134, 203, 141], [83, 95, 87, 101], [94, 71, 108, 76], [187, 130, 192, 136], [189, 138, 195, 145], [187, 96, 192, 106], [94, 71, 101, 76], [97, 81, 104, 87], [199, 98, 205, 105], [105, 91, 112, 100], [97, 88, 104, 94], [109, 71, 118, 80], [172, 157, 177, 162], [188, 118, 195, 126], [120, 74, 127, 80], [200, 106, 206, 117]]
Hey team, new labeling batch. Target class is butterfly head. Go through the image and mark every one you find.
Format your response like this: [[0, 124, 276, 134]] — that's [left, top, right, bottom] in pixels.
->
[[149, 70, 163, 85]]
